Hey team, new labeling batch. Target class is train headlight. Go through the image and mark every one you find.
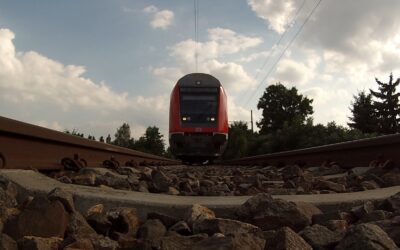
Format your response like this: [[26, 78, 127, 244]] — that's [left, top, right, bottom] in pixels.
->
[[182, 117, 187, 121], [211, 117, 215, 121]]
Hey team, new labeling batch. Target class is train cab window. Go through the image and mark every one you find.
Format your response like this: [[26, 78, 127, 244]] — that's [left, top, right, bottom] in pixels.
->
[[180, 88, 218, 126]]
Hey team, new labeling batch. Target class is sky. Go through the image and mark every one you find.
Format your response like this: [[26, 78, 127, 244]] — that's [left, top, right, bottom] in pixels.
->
[[1, 0, 400, 142]]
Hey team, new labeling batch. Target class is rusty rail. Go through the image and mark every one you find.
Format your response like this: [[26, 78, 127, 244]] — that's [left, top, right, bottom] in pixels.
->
[[221, 134, 400, 168], [0, 116, 179, 170]]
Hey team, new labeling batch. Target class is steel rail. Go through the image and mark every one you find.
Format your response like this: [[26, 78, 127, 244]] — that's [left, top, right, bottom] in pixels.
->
[[0, 116, 179, 170], [221, 134, 400, 168]]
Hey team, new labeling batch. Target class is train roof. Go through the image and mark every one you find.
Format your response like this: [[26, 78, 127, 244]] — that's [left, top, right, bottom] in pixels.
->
[[176, 73, 222, 88]]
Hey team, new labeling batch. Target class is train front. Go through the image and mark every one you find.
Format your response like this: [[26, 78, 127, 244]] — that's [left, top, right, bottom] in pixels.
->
[[169, 73, 228, 163]]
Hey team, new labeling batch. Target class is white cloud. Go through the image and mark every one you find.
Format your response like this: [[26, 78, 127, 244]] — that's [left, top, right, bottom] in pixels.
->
[[153, 28, 261, 92], [170, 28, 263, 64], [0, 28, 170, 140], [247, 0, 298, 34], [143, 5, 174, 30], [245, 0, 400, 126]]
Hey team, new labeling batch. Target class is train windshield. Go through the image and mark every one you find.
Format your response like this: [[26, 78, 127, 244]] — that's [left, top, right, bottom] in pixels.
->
[[180, 88, 218, 126]]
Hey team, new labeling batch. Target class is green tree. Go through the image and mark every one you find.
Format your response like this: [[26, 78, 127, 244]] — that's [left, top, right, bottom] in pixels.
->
[[257, 83, 313, 134], [223, 121, 251, 159], [348, 91, 378, 133], [64, 129, 84, 138], [113, 123, 131, 148], [370, 73, 400, 134], [134, 126, 165, 156]]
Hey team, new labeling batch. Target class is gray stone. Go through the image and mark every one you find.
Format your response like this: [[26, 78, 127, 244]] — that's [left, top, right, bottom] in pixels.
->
[[335, 223, 398, 250], [359, 210, 392, 223], [6, 196, 69, 239], [137, 219, 166, 240], [0, 234, 17, 250], [66, 212, 97, 237], [152, 170, 172, 192], [147, 212, 179, 228], [169, 221, 191, 236], [265, 227, 312, 250], [299, 224, 342, 250], [18, 236, 62, 250], [159, 233, 207, 250], [185, 204, 216, 227], [47, 187, 75, 213], [237, 193, 319, 232], [315, 180, 346, 193], [351, 201, 375, 219], [192, 233, 265, 250], [107, 207, 140, 238], [193, 218, 261, 236]]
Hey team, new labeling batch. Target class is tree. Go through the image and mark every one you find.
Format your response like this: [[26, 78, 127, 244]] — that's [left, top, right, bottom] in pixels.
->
[[64, 129, 84, 138], [113, 123, 131, 148], [348, 91, 378, 133], [370, 73, 400, 134], [257, 83, 313, 135], [223, 121, 251, 159], [106, 134, 112, 144], [134, 126, 165, 156]]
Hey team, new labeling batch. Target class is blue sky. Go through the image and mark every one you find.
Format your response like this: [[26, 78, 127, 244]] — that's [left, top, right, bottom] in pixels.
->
[[1, 0, 400, 141]]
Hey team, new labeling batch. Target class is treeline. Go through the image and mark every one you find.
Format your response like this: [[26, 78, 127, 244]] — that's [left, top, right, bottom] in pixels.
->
[[223, 73, 400, 159], [65, 124, 167, 157]]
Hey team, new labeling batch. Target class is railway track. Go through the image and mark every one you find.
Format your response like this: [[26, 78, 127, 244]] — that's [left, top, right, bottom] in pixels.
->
[[0, 116, 399, 248], [0, 116, 179, 170], [221, 133, 400, 168], [2, 115, 399, 171]]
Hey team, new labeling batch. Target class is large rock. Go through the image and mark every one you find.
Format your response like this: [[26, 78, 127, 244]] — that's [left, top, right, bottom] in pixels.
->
[[185, 204, 216, 227], [381, 171, 400, 186], [265, 227, 312, 250], [0, 234, 17, 250], [88, 234, 119, 250], [152, 170, 172, 192], [359, 210, 391, 223], [315, 180, 346, 193], [95, 172, 131, 190], [169, 221, 192, 236], [62, 238, 94, 250], [299, 224, 342, 250], [107, 207, 140, 240], [5, 196, 69, 239], [192, 233, 265, 250], [47, 188, 75, 213], [380, 192, 400, 212], [193, 218, 261, 236], [335, 223, 398, 250], [86, 212, 112, 235], [351, 201, 375, 220], [147, 212, 179, 228], [371, 217, 400, 246], [137, 219, 166, 240], [159, 233, 207, 250], [66, 212, 97, 237], [236, 193, 319, 231], [313, 211, 354, 226], [71, 172, 96, 186], [18, 236, 62, 250], [281, 165, 304, 181], [0, 182, 17, 208]]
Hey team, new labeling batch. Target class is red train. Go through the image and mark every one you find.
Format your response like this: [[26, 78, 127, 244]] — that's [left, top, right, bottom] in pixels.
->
[[169, 73, 228, 164]]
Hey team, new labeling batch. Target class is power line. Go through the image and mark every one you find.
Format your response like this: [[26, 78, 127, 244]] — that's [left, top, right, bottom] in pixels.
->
[[253, 0, 307, 82], [243, 0, 323, 107], [194, 0, 199, 72]]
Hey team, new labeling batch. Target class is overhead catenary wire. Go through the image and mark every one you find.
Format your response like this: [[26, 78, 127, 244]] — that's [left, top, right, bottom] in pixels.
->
[[243, 0, 323, 107], [253, 0, 307, 82], [194, 0, 199, 72]]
